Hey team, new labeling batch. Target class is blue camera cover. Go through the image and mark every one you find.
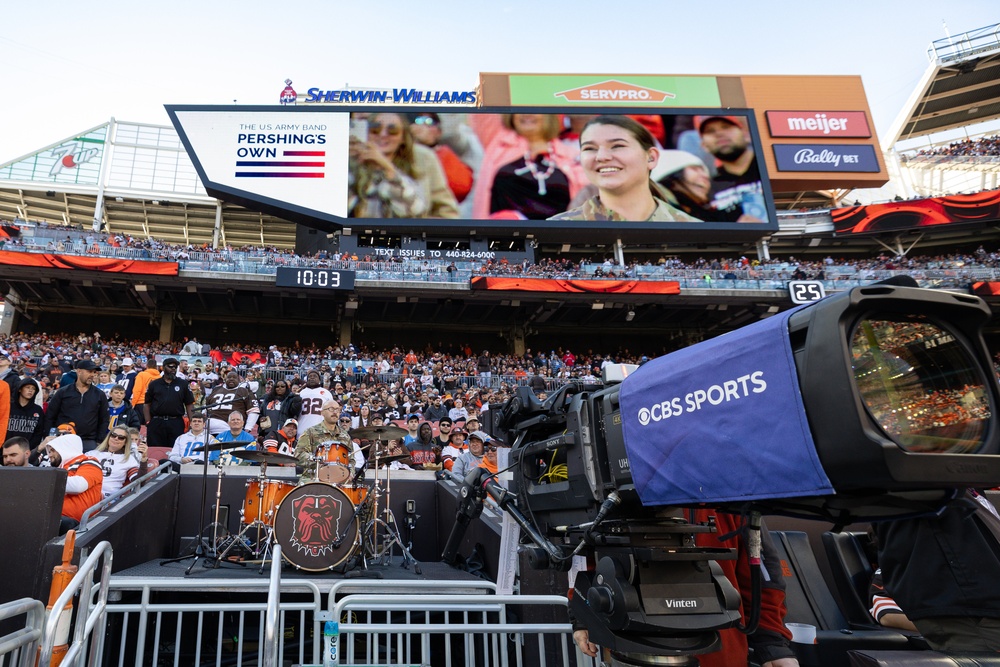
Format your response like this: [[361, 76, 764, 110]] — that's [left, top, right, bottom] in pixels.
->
[[619, 308, 834, 506]]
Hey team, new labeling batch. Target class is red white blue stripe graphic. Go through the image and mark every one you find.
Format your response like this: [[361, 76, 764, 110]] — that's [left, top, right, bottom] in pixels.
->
[[235, 150, 325, 178]]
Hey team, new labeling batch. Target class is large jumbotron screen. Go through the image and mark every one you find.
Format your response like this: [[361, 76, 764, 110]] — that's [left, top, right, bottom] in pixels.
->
[[167, 105, 778, 240]]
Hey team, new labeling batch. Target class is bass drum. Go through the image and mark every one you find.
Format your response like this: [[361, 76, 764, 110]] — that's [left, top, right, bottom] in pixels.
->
[[273, 483, 361, 571]]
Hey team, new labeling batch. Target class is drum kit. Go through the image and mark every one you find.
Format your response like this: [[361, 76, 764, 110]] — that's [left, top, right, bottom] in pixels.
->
[[196, 424, 418, 574]]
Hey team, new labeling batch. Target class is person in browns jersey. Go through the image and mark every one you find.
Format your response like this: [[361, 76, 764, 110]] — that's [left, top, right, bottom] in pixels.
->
[[205, 371, 260, 436], [296, 370, 333, 433]]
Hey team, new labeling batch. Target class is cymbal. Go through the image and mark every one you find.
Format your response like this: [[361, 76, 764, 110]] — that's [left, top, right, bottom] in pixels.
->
[[192, 439, 247, 452], [229, 449, 298, 465], [350, 425, 407, 441], [372, 453, 410, 465]]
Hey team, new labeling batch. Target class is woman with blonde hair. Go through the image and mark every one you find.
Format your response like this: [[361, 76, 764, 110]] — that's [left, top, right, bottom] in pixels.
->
[[93, 426, 149, 498], [348, 112, 459, 219]]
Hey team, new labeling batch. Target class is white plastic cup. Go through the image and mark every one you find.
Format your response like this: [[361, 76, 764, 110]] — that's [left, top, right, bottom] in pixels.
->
[[786, 622, 817, 644]]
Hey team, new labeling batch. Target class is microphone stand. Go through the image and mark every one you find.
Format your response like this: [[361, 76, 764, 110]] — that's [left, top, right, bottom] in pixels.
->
[[160, 430, 237, 573]]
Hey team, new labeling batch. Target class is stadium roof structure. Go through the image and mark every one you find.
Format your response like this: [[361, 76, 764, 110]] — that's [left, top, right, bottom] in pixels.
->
[[0, 119, 296, 249], [883, 23, 1000, 149]]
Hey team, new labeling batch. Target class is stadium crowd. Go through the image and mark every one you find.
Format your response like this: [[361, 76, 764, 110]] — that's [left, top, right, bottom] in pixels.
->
[[2, 323, 999, 539], [0, 328, 644, 457], [4, 215, 1000, 284], [915, 134, 1000, 158]]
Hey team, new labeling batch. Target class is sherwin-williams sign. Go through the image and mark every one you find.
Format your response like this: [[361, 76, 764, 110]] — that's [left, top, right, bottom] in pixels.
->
[[509, 76, 721, 107]]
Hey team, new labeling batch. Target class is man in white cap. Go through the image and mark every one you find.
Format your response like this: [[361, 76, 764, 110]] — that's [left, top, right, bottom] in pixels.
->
[[46, 433, 103, 533], [116, 357, 138, 400]]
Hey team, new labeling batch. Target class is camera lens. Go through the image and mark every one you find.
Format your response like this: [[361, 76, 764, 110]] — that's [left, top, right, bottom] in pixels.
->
[[851, 314, 991, 454]]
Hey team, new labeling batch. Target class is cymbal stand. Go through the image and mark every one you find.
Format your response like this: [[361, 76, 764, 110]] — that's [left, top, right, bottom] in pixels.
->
[[354, 441, 382, 570], [161, 433, 235, 572], [216, 464, 272, 568], [366, 447, 420, 572]]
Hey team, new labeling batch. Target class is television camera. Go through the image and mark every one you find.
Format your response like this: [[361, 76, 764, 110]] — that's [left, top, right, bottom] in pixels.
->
[[444, 282, 1000, 665]]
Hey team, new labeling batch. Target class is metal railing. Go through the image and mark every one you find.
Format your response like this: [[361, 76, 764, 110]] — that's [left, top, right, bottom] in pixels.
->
[[91, 572, 592, 667], [0, 598, 45, 667], [262, 544, 282, 667], [929, 22, 1000, 64], [327, 592, 593, 667], [256, 368, 569, 392], [78, 463, 172, 531], [38, 540, 114, 667], [7, 231, 998, 288], [99, 577, 323, 667]]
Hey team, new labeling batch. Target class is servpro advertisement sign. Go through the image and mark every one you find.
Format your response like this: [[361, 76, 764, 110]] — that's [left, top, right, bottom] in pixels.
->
[[508, 75, 721, 107]]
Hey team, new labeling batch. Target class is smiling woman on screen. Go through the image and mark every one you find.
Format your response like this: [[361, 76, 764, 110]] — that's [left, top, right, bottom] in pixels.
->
[[548, 115, 701, 223]]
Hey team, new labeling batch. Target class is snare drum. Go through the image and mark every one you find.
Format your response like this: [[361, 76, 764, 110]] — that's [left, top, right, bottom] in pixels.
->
[[242, 479, 296, 526], [273, 483, 360, 571], [315, 442, 353, 484]]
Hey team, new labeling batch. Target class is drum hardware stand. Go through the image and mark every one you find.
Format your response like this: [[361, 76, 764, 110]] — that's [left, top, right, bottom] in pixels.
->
[[161, 433, 240, 573], [363, 442, 421, 573], [215, 463, 274, 569]]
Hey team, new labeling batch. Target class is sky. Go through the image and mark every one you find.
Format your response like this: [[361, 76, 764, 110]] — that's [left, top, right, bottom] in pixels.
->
[[1, 1, 998, 164]]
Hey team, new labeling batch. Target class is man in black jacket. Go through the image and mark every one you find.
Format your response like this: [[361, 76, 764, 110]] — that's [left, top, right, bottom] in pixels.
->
[[877, 489, 1000, 651], [45, 359, 110, 451], [6, 377, 46, 449]]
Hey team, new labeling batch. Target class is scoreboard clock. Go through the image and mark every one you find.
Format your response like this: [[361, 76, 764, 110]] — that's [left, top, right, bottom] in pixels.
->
[[275, 267, 355, 290]]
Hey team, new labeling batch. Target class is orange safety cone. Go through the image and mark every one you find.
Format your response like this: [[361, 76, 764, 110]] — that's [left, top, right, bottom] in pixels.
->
[[40, 530, 77, 667]]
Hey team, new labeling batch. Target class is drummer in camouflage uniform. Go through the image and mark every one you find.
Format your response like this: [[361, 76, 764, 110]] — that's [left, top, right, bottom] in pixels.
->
[[294, 400, 364, 482]]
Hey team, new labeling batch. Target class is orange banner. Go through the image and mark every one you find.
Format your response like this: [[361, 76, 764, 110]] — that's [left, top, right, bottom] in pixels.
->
[[470, 276, 680, 294], [972, 282, 1000, 296], [0, 251, 178, 275]]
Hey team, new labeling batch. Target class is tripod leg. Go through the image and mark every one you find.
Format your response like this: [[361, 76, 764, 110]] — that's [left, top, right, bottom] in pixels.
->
[[258, 526, 276, 575], [215, 522, 256, 565], [379, 510, 421, 571]]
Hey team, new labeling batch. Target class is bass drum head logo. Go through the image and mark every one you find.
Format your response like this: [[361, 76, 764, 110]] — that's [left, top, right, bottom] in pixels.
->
[[273, 484, 359, 571]]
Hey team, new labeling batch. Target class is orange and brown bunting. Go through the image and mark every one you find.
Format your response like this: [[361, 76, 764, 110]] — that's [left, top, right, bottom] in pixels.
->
[[470, 276, 680, 295], [0, 250, 179, 275]]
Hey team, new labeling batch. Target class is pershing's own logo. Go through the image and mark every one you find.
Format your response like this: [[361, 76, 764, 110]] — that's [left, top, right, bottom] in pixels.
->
[[636, 371, 767, 425]]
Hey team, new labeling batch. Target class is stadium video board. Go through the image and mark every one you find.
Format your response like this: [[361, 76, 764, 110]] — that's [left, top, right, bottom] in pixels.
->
[[831, 190, 1000, 235], [167, 105, 778, 241]]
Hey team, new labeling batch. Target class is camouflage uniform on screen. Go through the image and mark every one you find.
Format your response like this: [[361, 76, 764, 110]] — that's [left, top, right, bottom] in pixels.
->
[[549, 193, 701, 222]]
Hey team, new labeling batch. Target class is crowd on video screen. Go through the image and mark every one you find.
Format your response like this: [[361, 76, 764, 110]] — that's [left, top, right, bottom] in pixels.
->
[[345, 112, 769, 224]]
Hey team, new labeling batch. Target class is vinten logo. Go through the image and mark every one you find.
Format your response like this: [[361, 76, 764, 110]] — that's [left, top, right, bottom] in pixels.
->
[[664, 599, 699, 609]]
